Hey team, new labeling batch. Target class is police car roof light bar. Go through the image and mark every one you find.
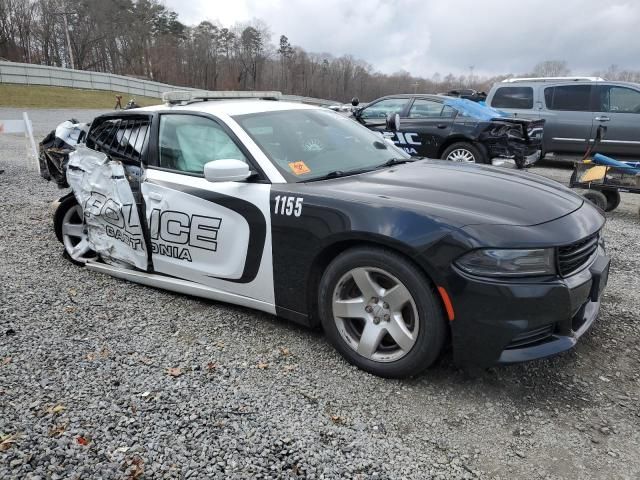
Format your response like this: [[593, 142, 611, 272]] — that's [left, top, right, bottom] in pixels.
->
[[163, 90, 282, 105]]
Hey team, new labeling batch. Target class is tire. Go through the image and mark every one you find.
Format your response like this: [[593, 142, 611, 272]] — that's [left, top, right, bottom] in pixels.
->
[[582, 190, 607, 211], [601, 189, 621, 212], [441, 142, 487, 164], [318, 246, 446, 378], [53, 195, 97, 266]]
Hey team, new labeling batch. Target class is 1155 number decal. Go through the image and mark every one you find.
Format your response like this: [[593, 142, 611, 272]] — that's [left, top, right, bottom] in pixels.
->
[[274, 195, 303, 217]]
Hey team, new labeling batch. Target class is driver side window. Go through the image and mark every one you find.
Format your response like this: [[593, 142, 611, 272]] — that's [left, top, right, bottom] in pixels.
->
[[360, 98, 409, 119], [159, 114, 247, 174]]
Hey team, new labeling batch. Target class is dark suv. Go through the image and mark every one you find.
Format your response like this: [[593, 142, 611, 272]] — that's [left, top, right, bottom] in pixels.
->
[[351, 94, 544, 167], [486, 78, 640, 157]]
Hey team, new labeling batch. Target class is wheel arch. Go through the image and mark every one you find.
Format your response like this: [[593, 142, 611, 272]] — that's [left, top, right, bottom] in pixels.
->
[[305, 234, 448, 329], [437, 136, 488, 160], [53, 192, 79, 243]]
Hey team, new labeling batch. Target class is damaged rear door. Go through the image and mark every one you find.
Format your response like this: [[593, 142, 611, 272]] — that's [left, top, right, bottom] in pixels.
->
[[66, 114, 152, 270]]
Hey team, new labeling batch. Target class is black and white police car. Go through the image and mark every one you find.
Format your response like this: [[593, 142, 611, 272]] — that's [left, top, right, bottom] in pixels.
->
[[51, 90, 609, 378]]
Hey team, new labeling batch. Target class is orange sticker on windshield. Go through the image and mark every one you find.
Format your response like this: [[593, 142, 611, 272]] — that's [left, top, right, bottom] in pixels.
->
[[288, 161, 311, 175]]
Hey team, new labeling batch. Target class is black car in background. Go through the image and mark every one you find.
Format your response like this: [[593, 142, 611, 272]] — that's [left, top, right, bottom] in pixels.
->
[[352, 94, 545, 168]]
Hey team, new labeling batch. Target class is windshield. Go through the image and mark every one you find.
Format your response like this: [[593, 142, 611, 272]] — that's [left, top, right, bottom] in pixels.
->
[[233, 108, 410, 182]]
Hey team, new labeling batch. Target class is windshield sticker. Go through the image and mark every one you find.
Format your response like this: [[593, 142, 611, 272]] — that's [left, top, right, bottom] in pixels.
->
[[288, 161, 311, 175]]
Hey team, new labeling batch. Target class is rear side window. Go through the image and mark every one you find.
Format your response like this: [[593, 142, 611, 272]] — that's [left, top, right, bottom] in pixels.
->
[[87, 115, 151, 163], [408, 99, 446, 118], [599, 86, 640, 113], [544, 85, 592, 111], [490, 87, 533, 109]]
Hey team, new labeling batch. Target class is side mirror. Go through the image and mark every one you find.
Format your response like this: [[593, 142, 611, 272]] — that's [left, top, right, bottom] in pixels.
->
[[386, 113, 401, 131], [351, 97, 360, 107], [383, 137, 397, 148], [203, 159, 250, 182]]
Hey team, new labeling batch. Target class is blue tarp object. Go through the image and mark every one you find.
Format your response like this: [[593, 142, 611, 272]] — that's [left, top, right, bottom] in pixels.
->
[[593, 153, 640, 174], [443, 97, 509, 120]]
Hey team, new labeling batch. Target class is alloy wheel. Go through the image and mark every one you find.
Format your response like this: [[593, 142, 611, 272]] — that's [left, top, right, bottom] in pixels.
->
[[61, 205, 96, 264], [446, 148, 476, 163], [332, 267, 419, 362]]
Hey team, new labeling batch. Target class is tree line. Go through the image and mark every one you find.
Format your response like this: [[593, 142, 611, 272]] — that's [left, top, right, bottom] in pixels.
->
[[1, 0, 639, 102]]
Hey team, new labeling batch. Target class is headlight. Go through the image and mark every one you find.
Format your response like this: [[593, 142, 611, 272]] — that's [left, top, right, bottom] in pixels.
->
[[455, 248, 556, 277]]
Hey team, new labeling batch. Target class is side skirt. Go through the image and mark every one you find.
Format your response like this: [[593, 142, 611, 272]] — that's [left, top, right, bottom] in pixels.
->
[[86, 261, 276, 315]]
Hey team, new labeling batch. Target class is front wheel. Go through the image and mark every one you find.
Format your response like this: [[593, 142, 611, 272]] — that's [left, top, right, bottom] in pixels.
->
[[441, 142, 487, 164], [318, 247, 446, 378]]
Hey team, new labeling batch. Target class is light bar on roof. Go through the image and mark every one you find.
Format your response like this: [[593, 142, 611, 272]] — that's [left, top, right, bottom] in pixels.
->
[[162, 90, 282, 104], [162, 91, 193, 104]]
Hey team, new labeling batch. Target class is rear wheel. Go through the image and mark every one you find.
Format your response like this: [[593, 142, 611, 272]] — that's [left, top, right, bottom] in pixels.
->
[[441, 142, 487, 164], [582, 190, 607, 211], [53, 195, 97, 266], [318, 247, 446, 378], [601, 189, 621, 212]]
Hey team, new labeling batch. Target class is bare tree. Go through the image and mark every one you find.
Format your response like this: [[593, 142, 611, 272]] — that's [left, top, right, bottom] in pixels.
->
[[531, 60, 571, 77], [3, 2, 640, 102]]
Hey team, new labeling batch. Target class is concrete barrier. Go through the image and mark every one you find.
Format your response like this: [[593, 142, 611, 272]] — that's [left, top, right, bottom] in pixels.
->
[[0, 61, 339, 106]]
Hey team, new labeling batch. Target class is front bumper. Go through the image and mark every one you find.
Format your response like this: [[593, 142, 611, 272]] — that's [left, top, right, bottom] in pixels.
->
[[448, 249, 610, 368]]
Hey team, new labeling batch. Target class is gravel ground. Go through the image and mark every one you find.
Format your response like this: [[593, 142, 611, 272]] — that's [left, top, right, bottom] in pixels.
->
[[1, 108, 639, 479]]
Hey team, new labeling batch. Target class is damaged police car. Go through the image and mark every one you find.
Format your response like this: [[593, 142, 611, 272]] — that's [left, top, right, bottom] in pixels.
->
[[48, 91, 608, 378], [352, 94, 544, 168]]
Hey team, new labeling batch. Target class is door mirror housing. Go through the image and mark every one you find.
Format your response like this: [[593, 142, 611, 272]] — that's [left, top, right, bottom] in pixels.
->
[[203, 159, 251, 182], [386, 113, 401, 131], [351, 97, 360, 107]]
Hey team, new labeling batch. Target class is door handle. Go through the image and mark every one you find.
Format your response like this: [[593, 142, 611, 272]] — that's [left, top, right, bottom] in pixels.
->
[[148, 192, 163, 201], [595, 116, 610, 122], [437, 124, 448, 129]]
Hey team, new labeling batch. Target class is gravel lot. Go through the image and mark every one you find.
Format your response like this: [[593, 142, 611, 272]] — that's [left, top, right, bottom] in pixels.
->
[[1, 108, 639, 479]]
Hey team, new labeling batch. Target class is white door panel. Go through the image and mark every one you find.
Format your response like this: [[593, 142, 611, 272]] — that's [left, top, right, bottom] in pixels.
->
[[145, 182, 249, 279], [143, 169, 275, 309]]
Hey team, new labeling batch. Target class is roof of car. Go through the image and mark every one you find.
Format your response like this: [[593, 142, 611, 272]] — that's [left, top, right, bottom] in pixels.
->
[[493, 80, 640, 89], [377, 94, 444, 99], [137, 99, 319, 116]]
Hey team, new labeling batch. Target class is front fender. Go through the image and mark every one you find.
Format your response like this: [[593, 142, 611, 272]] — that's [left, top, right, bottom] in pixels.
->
[[270, 191, 467, 322]]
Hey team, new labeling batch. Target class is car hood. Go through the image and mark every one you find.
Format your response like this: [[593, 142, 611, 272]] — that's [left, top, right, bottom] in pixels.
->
[[305, 160, 584, 227]]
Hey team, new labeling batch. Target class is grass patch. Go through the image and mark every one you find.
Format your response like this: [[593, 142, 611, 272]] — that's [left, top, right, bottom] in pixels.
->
[[0, 84, 161, 109]]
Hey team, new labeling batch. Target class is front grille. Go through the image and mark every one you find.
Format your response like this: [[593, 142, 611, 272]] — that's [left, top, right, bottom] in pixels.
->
[[505, 324, 555, 350], [557, 232, 599, 277]]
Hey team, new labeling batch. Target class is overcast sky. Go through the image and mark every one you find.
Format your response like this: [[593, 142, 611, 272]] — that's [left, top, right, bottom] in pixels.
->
[[162, 0, 638, 77]]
